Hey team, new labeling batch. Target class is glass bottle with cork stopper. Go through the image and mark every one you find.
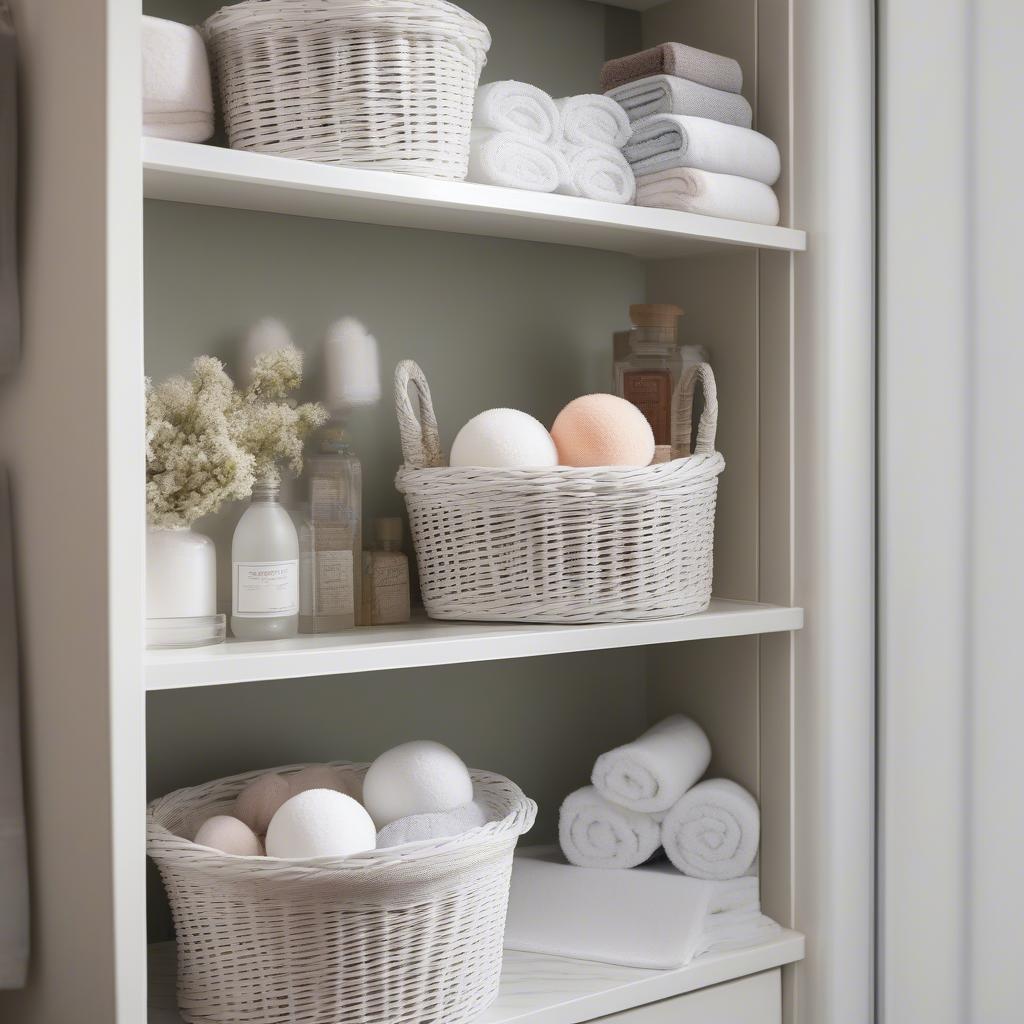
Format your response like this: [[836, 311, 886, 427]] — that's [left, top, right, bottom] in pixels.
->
[[615, 304, 685, 462]]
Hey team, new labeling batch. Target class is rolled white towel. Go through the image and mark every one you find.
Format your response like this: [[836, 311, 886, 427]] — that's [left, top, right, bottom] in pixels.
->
[[559, 785, 661, 869], [607, 75, 753, 129], [558, 145, 636, 205], [468, 129, 568, 193], [473, 81, 561, 144], [142, 16, 214, 143], [555, 95, 631, 149], [661, 778, 760, 880], [636, 168, 781, 226], [624, 115, 781, 185], [376, 799, 492, 848], [592, 714, 711, 814]]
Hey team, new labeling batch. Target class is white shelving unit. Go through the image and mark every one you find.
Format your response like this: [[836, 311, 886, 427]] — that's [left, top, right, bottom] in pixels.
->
[[147, 600, 804, 690], [148, 933, 805, 1024], [143, 138, 807, 260], [0, 1, 876, 1023]]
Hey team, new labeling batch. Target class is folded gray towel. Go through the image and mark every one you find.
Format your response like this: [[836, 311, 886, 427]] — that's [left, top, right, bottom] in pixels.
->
[[608, 75, 752, 129], [601, 42, 743, 96], [0, 1, 19, 375]]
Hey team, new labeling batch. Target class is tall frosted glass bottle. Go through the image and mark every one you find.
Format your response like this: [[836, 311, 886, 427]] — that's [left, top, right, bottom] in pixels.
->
[[302, 424, 362, 633], [231, 480, 299, 640]]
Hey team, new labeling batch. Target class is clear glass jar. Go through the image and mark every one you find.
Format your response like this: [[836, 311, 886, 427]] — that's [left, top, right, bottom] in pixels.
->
[[361, 517, 411, 626], [614, 304, 685, 449], [301, 424, 362, 633], [231, 479, 300, 641]]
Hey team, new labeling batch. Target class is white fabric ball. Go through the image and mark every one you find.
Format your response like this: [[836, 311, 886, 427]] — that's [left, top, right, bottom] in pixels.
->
[[449, 409, 558, 469], [193, 815, 263, 857], [363, 741, 474, 828], [265, 789, 377, 860], [234, 772, 291, 834]]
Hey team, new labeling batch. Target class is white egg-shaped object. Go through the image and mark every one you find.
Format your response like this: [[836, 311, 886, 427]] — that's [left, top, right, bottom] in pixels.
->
[[265, 789, 377, 860], [193, 815, 263, 857], [449, 408, 558, 469]]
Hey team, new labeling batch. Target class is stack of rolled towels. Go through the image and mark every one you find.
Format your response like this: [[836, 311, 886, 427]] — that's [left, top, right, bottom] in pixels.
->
[[142, 16, 214, 143], [603, 43, 782, 225], [559, 714, 761, 880], [468, 81, 636, 205]]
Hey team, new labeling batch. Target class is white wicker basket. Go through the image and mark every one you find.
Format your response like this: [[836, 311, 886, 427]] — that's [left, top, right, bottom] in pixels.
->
[[203, 0, 491, 178], [147, 762, 536, 1024], [394, 361, 725, 624]]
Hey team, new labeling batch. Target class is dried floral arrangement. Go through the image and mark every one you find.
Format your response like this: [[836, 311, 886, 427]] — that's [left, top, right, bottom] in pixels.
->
[[146, 346, 327, 529]]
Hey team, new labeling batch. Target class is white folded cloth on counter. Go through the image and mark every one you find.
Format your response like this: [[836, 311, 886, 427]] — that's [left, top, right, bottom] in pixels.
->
[[592, 714, 711, 814], [558, 145, 636, 205], [504, 850, 781, 969], [473, 81, 561, 145], [624, 114, 781, 184], [142, 16, 214, 143], [376, 799, 492, 849], [661, 778, 761, 880], [555, 94, 631, 149], [607, 74, 753, 129], [468, 129, 567, 193], [559, 785, 661, 869], [636, 167, 781, 226]]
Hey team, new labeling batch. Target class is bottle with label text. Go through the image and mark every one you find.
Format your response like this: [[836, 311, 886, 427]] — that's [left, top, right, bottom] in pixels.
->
[[231, 479, 300, 641], [301, 424, 362, 633], [614, 304, 685, 458], [361, 518, 411, 626]]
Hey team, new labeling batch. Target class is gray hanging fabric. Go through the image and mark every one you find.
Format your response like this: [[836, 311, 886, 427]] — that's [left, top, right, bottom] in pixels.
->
[[0, 1, 18, 373], [0, 469, 28, 989]]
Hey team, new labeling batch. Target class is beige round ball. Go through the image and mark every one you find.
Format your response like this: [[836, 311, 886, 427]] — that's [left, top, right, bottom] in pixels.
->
[[193, 815, 263, 857], [234, 772, 291, 834], [289, 764, 363, 804], [551, 394, 656, 468]]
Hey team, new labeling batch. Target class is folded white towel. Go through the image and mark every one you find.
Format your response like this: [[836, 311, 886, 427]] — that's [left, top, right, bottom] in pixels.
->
[[376, 799, 492, 849], [468, 129, 567, 193], [625, 115, 780, 185], [607, 75, 753, 129], [592, 714, 711, 814], [142, 16, 214, 143], [504, 851, 781, 970], [558, 145, 636, 205], [637, 168, 781, 226], [661, 778, 760, 880], [555, 95, 631, 149], [473, 81, 561, 144], [559, 785, 660, 869]]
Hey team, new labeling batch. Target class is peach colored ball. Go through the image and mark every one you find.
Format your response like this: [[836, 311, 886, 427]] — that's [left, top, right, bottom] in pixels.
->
[[234, 772, 291, 835], [550, 394, 656, 468], [289, 765, 364, 804]]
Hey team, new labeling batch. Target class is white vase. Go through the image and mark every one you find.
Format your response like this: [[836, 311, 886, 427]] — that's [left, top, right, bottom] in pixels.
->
[[146, 525, 217, 618]]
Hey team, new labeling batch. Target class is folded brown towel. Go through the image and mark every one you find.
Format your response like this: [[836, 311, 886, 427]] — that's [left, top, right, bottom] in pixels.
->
[[601, 43, 743, 96]]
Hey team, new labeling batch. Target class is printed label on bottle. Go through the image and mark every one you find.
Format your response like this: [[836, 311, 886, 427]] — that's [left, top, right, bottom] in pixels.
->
[[313, 550, 354, 616], [623, 370, 672, 445], [233, 560, 299, 617]]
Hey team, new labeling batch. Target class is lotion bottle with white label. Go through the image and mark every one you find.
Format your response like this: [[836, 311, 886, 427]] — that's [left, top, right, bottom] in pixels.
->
[[231, 480, 300, 640]]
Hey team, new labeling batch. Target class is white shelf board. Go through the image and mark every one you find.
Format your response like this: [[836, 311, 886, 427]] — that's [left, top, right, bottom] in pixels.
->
[[148, 930, 804, 1024], [142, 138, 806, 259], [145, 599, 804, 691]]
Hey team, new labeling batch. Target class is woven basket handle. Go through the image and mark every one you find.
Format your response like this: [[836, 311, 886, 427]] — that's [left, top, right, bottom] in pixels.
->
[[395, 360, 445, 469], [672, 362, 719, 456]]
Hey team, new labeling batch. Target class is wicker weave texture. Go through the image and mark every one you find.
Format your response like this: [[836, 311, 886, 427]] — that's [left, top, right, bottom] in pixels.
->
[[394, 361, 725, 624], [148, 762, 536, 1024], [204, 0, 491, 179]]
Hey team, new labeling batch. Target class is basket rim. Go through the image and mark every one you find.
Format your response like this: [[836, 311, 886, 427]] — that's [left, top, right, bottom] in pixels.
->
[[147, 761, 536, 875]]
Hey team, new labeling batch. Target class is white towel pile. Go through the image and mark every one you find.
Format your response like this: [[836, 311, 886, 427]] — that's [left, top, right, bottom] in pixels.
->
[[142, 16, 214, 143], [468, 82, 635, 205], [560, 714, 763, 882], [604, 43, 781, 224], [545, 714, 778, 966]]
